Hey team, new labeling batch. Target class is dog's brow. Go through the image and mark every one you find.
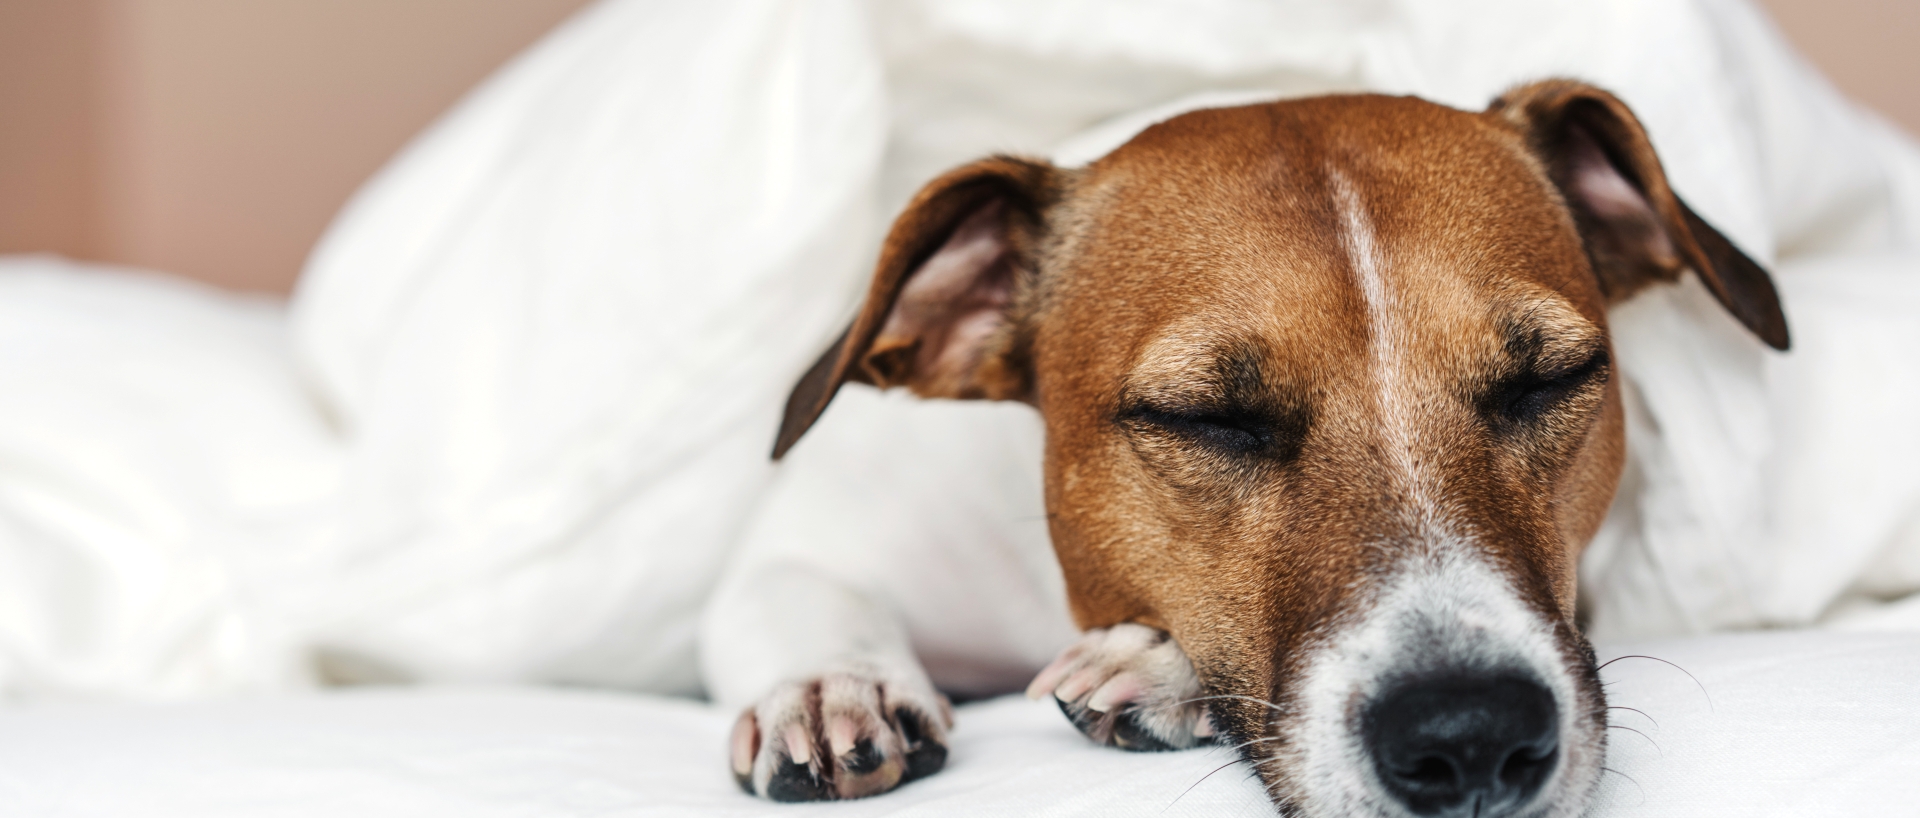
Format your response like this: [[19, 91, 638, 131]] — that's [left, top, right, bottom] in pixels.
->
[[1503, 298, 1604, 371], [1122, 335, 1265, 407]]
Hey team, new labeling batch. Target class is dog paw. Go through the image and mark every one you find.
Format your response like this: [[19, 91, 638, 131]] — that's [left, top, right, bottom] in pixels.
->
[[1026, 623, 1213, 752], [730, 668, 953, 801]]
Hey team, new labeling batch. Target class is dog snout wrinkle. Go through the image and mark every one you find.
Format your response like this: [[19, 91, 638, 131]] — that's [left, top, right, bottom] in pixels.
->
[[1364, 674, 1558, 817]]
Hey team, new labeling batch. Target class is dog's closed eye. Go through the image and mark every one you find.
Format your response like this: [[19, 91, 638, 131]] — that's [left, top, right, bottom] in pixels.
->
[[1119, 402, 1311, 464], [1124, 405, 1273, 454], [1487, 347, 1609, 427]]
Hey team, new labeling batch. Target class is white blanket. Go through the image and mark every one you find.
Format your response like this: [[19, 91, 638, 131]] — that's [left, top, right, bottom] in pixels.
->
[[4, 631, 1916, 816], [2, 0, 1918, 707]]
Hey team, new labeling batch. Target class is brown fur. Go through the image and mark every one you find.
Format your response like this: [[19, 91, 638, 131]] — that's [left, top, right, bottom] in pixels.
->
[[774, 81, 1786, 808]]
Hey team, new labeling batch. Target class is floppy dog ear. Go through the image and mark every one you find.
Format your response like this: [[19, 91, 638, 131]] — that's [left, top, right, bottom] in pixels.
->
[[1490, 80, 1790, 351], [772, 156, 1059, 459]]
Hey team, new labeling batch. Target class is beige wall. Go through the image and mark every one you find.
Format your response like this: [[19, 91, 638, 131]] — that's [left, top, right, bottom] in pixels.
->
[[1760, 0, 1920, 137], [0, 2, 97, 260], [0, 0, 1914, 294], [0, 0, 592, 292]]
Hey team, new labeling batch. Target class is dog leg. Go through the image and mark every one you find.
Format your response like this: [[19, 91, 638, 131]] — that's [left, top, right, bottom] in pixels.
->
[[1026, 623, 1213, 751], [705, 561, 953, 801]]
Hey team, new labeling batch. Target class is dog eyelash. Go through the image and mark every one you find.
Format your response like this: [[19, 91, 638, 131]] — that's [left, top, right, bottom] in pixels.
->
[[1121, 406, 1274, 455], [1491, 348, 1610, 425]]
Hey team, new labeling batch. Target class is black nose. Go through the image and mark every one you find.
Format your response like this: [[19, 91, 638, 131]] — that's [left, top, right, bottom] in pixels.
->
[[1364, 673, 1559, 817]]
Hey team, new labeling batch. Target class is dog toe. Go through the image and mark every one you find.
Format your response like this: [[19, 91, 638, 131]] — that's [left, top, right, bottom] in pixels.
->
[[1034, 623, 1213, 752], [817, 675, 906, 798], [892, 704, 949, 782]]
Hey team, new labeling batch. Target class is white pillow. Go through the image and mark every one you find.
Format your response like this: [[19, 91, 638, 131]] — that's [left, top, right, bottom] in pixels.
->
[[284, 0, 886, 694], [0, 257, 338, 699]]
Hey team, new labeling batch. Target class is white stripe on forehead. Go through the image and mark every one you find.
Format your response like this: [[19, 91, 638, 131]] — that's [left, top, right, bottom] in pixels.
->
[[1328, 167, 1444, 535]]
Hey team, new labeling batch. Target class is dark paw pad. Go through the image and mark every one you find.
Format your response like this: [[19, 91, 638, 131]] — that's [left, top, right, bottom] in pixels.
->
[[839, 738, 886, 776], [766, 757, 832, 802], [1110, 708, 1177, 752], [894, 706, 949, 782], [1057, 697, 1179, 752]]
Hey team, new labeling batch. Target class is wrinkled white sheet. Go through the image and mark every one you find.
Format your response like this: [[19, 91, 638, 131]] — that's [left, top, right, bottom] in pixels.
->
[[1, 0, 1918, 711], [3, 631, 1915, 816]]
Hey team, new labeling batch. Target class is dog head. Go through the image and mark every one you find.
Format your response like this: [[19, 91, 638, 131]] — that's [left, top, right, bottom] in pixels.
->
[[774, 81, 1786, 817]]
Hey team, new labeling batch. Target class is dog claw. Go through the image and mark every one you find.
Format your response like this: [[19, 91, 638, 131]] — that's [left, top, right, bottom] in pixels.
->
[[1031, 623, 1213, 752], [734, 670, 951, 801], [782, 722, 813, 765], [826, 714, 859, 758], [1026, 646, 1081, 700], [1054, 666, 1102, 703], [1087, 672, 1144, 713], [730, 711, 759, 789]]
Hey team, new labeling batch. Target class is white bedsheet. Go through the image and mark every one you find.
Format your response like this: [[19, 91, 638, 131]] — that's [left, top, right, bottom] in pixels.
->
[[4, 631, 1915, 816]]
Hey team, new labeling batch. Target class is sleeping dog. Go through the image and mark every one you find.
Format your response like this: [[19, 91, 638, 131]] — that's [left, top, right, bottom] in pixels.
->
[[715, 80, 1788, 817]]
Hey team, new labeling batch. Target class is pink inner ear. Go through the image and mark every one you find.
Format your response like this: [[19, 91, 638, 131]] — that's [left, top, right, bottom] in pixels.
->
[[876, 200, 1017, 389], [1566, 126, 1681, 267]]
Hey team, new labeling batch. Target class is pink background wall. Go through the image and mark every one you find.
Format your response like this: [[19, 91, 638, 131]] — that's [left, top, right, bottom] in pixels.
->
[[0, 0, 592, 292], [0, 0, 1913, 294]]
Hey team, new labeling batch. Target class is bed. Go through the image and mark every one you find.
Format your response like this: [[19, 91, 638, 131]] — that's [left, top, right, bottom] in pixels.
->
[[5, 632, 1916, 816], [3, 0, 1918, 814]]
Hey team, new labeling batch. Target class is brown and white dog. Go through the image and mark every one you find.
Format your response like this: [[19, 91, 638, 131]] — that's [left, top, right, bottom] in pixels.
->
[[719, 80, 1789, 817]]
